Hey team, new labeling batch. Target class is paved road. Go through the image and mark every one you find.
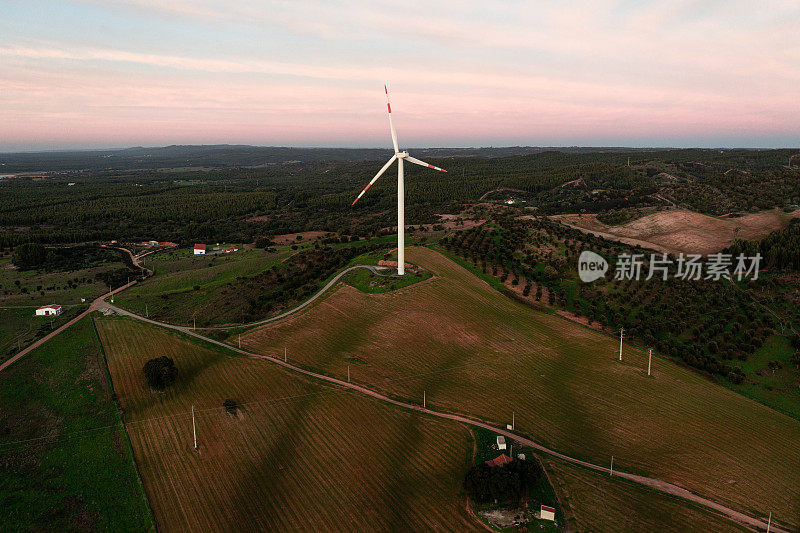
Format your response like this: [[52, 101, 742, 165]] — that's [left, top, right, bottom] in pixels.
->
[[102, 300, 787, 533]]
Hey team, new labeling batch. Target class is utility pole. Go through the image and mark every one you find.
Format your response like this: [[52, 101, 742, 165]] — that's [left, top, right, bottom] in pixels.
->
[[512, 411, 515, 430], [193, 317, 196, 330], [192, 405, 197, 450], [423, 390, 426, 408], [767, 512, 771, 533], [610, 456, 614, 476], [619, 328, 624, 361], [347, 365, 350, 382], [284, 347, 287, 362], [238, 334, 241, 349], [647, 348, 652, 376]]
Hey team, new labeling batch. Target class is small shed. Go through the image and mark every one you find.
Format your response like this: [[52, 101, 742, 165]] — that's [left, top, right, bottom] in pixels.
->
[[36, 304, 62, 316], [540, 505, 556, 521], [496, 435, 506, 450], [194, 244, 206, 255]]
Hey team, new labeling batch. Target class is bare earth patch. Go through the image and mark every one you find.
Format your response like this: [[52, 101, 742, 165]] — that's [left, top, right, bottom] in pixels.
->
[[271, 231, 330, 245], [553, 208, 800, 255]]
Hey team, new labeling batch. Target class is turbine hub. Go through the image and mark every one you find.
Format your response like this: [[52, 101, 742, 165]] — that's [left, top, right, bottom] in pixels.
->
[[398, 151, 409, 158]]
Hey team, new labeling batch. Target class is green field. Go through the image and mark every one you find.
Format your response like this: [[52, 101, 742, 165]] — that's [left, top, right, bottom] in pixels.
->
[[730, 334, 800, 417], [342, 268, 433, 294], [0, 253, 128, 361], [240, 246, 800, 530], [115, 235, 419, 327], [0, 316, 154, 531], [95, 317, 482, 531], [114, 246, 291, 321]]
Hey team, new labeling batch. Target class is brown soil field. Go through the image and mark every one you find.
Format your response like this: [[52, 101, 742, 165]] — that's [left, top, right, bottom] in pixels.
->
[[543, 457, 749, 532], [96, 317, 480, 532], [240, 246, 800, 529], [553, 208, 800, 255], [271, 231, 330, 245]]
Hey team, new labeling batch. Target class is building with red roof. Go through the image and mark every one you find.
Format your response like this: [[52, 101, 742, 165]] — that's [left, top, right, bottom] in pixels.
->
[[35, 304, 62, 316], [484, 454, 513, 467]]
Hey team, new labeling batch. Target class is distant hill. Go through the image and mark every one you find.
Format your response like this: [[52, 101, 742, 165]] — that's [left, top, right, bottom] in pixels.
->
[[0, 145, 665, 173]]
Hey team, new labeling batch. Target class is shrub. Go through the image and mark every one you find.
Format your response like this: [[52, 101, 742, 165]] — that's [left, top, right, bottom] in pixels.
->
[[223, 398, 238, 415], [143, 356, 178, 390]]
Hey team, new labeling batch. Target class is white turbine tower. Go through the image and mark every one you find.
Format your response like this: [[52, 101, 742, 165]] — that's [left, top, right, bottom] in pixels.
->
[[352, 86, 447, 275]]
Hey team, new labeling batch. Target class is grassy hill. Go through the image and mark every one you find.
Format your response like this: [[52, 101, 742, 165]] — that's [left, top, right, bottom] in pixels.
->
[[95, 317, 481, 531], [239, 246, 800, 529], [0, 317, 154, 530], [543, 457, 749, 532]]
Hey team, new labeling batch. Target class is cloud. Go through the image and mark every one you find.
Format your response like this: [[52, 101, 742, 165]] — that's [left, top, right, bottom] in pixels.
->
[[2, 1, 800, 149]]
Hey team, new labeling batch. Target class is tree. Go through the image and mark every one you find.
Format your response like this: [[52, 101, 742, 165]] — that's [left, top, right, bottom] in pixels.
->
[[12, 243, 48, 269], [223, 398, 238, 415], [143, 356, 178, 390]]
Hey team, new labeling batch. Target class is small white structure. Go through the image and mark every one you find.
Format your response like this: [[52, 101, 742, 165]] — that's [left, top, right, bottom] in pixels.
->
[[36, 304, 62, 316], [193, 244, 206, 255], [148, 240, 159, 246], [496, 435, 506, 450], [540, 505, 556, 521]]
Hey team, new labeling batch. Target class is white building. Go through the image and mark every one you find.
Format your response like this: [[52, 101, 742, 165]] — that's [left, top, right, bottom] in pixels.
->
[[194, 244, 206, 255], [540, 505, 556, 521], [496, 435, 506, 450], [36, 304, 62, 316]]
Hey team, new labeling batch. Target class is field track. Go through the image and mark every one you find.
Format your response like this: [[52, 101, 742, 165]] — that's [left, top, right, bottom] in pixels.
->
[[96, 317, 479, 531], [236, 247, 799, 530], [102, 284, 794, 533]]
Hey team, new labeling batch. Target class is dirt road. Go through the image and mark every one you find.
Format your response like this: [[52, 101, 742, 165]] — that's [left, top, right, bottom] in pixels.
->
[[102, 300, 788, 533]]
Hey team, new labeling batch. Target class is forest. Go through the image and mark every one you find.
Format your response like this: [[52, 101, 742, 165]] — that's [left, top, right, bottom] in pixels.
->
[[2, 148, 799, 249]]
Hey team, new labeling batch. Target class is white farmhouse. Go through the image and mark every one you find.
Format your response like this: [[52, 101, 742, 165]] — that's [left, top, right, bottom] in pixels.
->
[[194, 244, 206, 255], [36, 304, 62, 316], [539, 505, 556, 521]]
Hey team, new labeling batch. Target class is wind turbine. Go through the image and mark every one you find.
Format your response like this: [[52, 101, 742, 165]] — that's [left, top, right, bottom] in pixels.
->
[[352, 86, 447, 276]]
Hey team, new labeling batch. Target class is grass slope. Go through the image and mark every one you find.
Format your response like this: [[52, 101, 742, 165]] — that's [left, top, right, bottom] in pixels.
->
[[542, 457, 750, 532], [240, 246, 800, 529], [0, 316, 154, 531], [114, 246, 290, 322], [95, 317, 480, 531]]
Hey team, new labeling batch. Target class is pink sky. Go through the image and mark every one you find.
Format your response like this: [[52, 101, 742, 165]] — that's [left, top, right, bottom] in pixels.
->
[[2, 1, 799, 150]]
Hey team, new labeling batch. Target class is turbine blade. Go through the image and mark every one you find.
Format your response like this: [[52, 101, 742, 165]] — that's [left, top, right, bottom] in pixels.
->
[[352, 155, 397, 205], [405, 155, 447, 173], [385, 85, 400, 154]]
